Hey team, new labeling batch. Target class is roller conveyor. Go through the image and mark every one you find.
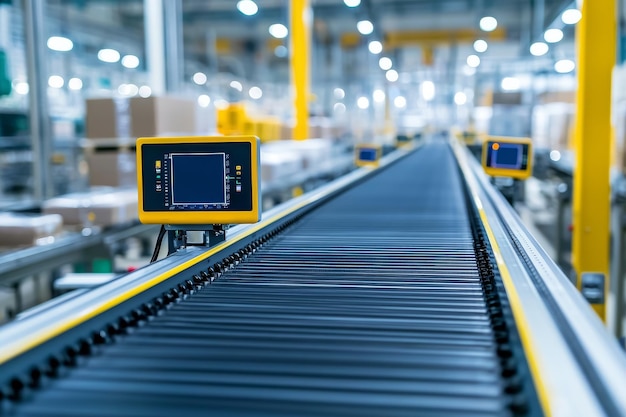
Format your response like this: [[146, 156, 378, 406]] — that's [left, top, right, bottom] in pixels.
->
[[1, 141, 626, 417]]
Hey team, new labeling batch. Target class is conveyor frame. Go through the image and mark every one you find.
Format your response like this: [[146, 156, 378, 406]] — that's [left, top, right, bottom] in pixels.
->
[[0, 141, 625, 417], [454, 140, 626, 416]]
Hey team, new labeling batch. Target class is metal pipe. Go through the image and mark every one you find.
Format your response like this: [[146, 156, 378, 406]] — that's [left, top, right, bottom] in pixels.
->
[[0, 3, 10, 49], [23, 0, 53, 200], [144, 0, 166, 95], [532, 0, 545, 41], [163, 0, 183, 93], [612, 202, 626, 337]]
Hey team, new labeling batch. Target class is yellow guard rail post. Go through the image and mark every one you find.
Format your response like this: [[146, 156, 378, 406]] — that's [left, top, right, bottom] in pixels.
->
[[290, 0, 310, 140], [573, 0, 616, 321]]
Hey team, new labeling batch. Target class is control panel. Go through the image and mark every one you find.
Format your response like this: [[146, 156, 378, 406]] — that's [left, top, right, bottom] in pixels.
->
[[136, 136, 260, 225], [482, 136, 533, 180], [355, 144, 382, 168]]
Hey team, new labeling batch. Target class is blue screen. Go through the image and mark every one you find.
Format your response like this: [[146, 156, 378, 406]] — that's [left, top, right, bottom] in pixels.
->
[[491, 144, 522, 169], [171, 153, 226, 205], [359, 148, 378, 162]]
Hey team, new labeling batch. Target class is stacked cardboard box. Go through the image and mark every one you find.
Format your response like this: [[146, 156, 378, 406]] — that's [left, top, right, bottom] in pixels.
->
[[85, 98, 130, 139], [129, 96, 196, 137], [82, 138, 136, 187]]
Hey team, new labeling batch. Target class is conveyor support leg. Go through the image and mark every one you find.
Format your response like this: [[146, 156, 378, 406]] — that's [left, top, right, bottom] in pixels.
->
[[573, 0, 616, 321], [290, 0, 310, 140]]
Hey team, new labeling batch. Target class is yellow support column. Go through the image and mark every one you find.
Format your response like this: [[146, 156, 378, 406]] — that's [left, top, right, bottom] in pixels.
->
[[290, 0, 310, 140], [572, 0, 616, 321]]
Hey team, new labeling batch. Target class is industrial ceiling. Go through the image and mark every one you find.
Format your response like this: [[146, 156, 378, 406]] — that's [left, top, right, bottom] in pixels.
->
[[43, 0, 576, 84]]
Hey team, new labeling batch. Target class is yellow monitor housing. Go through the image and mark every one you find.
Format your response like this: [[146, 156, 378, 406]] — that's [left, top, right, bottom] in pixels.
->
[[395, 134, 412, 148], [355, 144, 382, 168], [136, 136, 261, 225], [481, 136, 533, 180]]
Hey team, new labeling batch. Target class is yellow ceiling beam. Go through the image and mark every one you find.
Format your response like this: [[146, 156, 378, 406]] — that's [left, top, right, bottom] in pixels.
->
[[384, 27, 506, 49]]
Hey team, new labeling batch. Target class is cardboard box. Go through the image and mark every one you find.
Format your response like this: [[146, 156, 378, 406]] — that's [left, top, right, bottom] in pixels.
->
[[82, 138, 136, 187], [0, 212, 63, 246], [260, 150, 304, 184], [85, 98, 130, 138], [130, 96, 196, 137], [43, 188, 139, 227], [85, 151, 136, 188], [280, 124, 294, 140]]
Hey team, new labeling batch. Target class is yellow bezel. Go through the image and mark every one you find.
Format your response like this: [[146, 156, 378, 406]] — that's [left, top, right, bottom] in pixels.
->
[[355, 143, 382, 168], [481, 136, 533, 180], [136, 135, 261, 225], [395, 134, 412, 148]]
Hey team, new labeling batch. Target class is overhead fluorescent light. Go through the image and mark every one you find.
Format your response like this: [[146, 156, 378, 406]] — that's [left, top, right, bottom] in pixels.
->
[[98, 48, 120, 63], [47, 36, 73, 52]]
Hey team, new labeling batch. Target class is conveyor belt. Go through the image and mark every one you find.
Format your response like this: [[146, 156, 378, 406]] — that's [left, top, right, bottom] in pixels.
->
[[5, 143, 540, 416]]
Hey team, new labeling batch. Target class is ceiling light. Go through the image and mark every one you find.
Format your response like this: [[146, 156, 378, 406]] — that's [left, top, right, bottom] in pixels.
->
[[373, 89, 385, 103], [97, 48, 120, 63], [357, 20, 374, 35], [214, 99, 229, 109], [473, 40, 488, 53], [237, 0, 258, 16], [197, 94, 211, 108], [48, 75, 64, 88], [463, 66, 476, 76], [357, 96, 370, 109], [530, 42, 549, 56], [562, 8, 582, 25], [192, 72, 207, 85], [121, 55, 140, 69], [334, 88, 345, 99], [501, 77, 521, 91], [454, 92, 467, 105], [249, 86, 263, 99], [466, 54, 481, 68], [386, 69, 399, 82], [269, 24, 288, 39], [555, 59, 575, 73], [139, 85, 152, 98], [47, 36, 73, 52], [230, 80, 243, 92], [334, 102, 347, 113], [550, 150, 562, 161], [394, 96, 406, 108], [118, 83, 138, 96], [274, 45, 288, 58], [480, 16, 498, 32], [14, 82, 29, 95], [421, 81, 435, 101], [343, 0, 361, 7], [368, 41, 383, 54], [378, 57, 392, 70], [544, 28, 564, 43], [68, 78, 83, 90]]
